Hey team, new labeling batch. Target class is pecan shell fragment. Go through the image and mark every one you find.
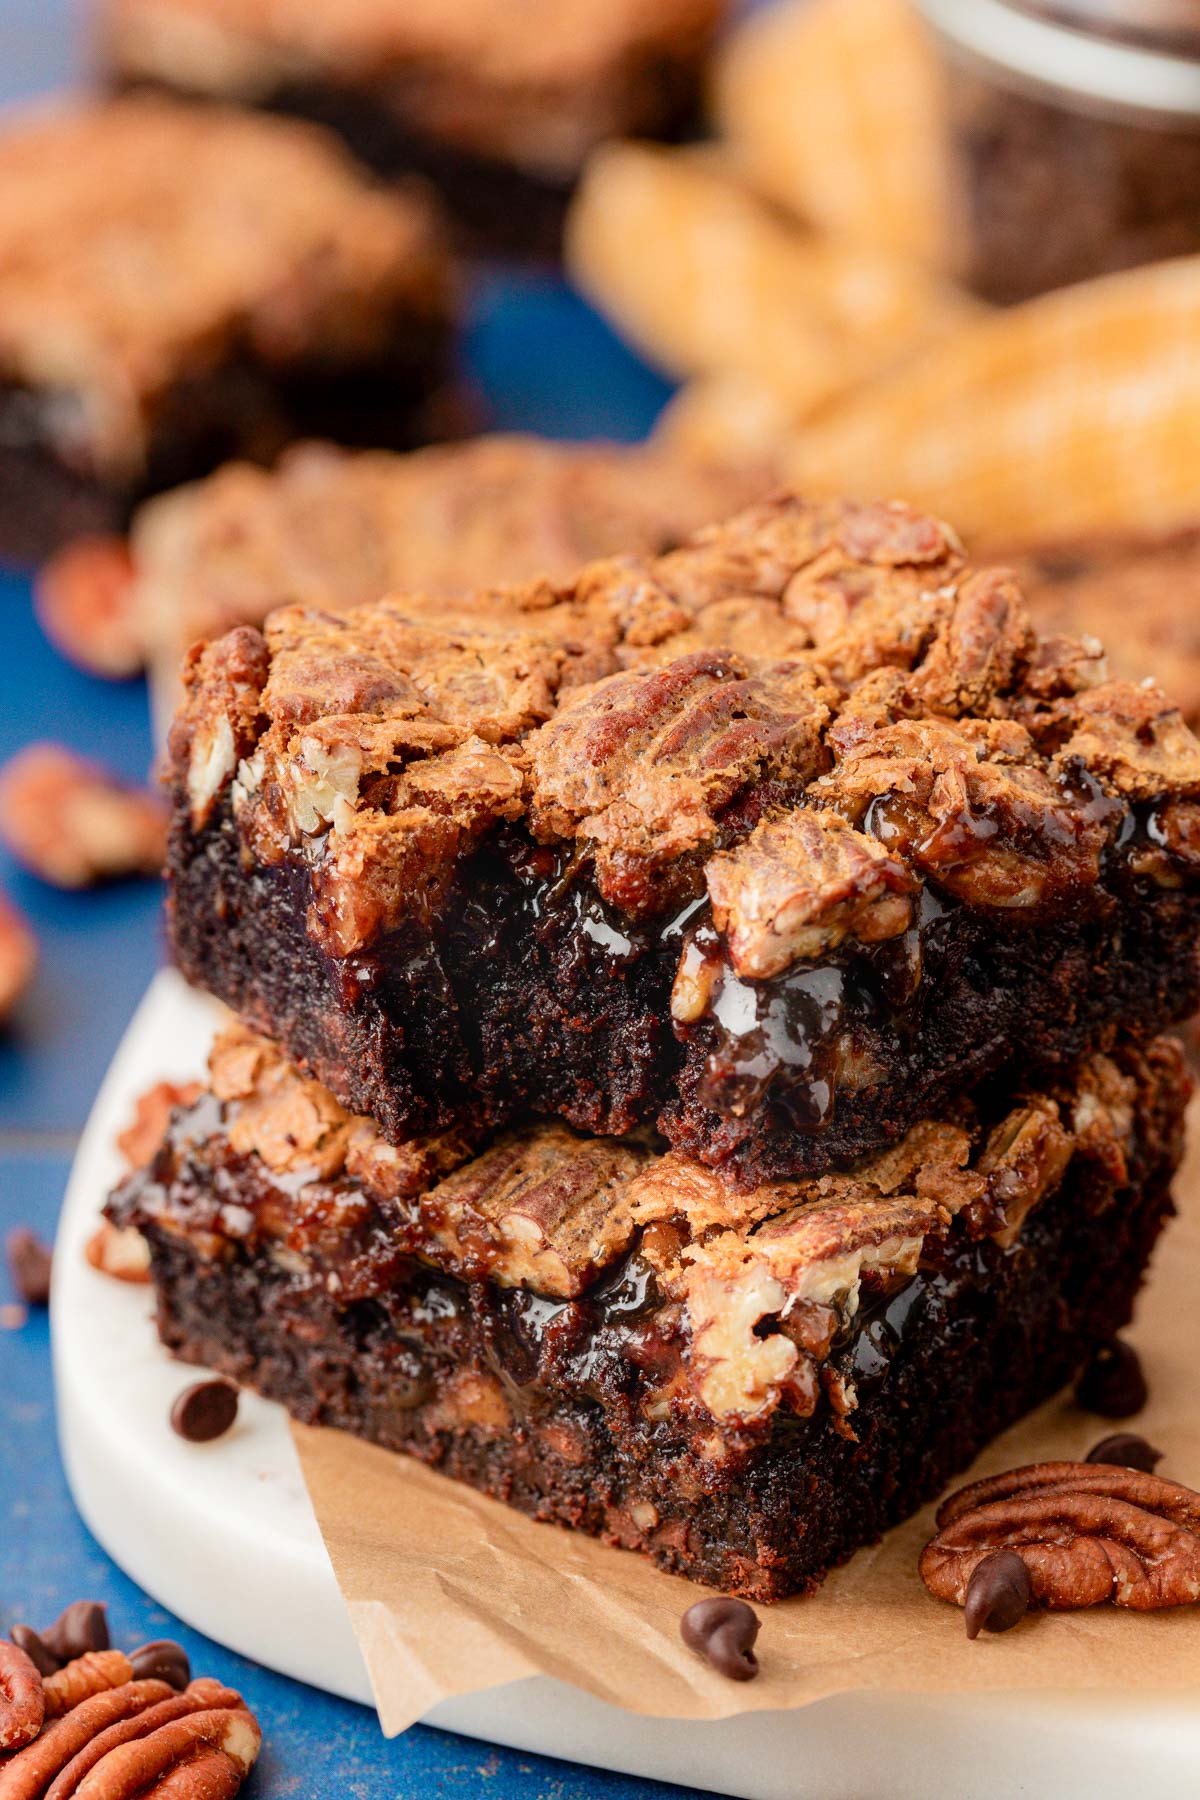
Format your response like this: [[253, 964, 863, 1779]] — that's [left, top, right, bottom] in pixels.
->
[[921, 1461, 1200, 1614]]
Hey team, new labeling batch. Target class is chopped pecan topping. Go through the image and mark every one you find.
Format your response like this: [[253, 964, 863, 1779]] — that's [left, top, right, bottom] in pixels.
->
[[117, 1082, 203, 1171], [34, 536, 143, 680], [706, 808, 915, 978], [921, 1463, 1200, 1613], [170, 489, 1200, 958], [527, 649, 832, 914]]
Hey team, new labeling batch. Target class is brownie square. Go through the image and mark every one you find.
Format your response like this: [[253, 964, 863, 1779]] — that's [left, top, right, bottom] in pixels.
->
[[165, 493, 1200, 1186], [0, 97, 454, 564], [109, 1023, 1187, 1600], [102, 0, 727, 257], [128, 434, 769, 668]]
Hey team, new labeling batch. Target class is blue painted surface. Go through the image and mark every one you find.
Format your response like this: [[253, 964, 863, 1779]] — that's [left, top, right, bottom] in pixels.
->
[[0, 8, 701, 1797]]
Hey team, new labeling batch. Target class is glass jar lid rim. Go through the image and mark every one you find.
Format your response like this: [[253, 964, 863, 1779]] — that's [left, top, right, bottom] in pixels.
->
[[916, 0, 1200, 115]]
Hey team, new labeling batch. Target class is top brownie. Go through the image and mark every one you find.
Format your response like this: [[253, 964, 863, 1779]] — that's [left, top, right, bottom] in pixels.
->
[[103, 0, 724, 188], [131, 434, 768, 668], [167, 493, 1200, 1185], [0, 96, 451, 555]]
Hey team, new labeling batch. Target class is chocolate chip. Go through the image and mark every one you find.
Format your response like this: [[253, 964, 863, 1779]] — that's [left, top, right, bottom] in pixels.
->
[[964, 1551, 1032, 1639], [680, 1597, 760, 1681], [9, 1624, 59, 1677], [170, 1378, 239, 1443], [5, 1228, 52, 1305], [129, 1639, 190, 1691], [1076, 1338, 1148, 1419], [1085, 1431, 1163, 1474], [42, 1599, 110, 1664]]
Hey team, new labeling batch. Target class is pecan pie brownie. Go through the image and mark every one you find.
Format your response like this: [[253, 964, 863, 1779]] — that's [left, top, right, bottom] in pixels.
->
[[101, 0, 726, 257], [165, 493, 1200, 1186], [0, 97, 452, 563], [107, 1023, 1188, 1600], [129, 435, 769, 669]]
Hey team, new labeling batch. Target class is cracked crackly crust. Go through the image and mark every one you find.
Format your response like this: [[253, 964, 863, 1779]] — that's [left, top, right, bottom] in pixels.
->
[[0, 96, 449, 479], [170, 492, 1200, 966], [121, 1023, 1186, 1433]]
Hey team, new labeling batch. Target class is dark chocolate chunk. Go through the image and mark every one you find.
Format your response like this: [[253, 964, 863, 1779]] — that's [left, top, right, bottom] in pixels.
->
[[5, 1228, 52, 1305], [1085, 1431, 1162, 1474], [964, 1551, 1032, 1639], [170, 1378, 239, 1443], [129, 1639, 191, 1691], [42, 1599, 110, 1663], [679, 1597, 760, 1681], [9, 1624, 59, 1677], [1075, 1338, 1148, 1419]]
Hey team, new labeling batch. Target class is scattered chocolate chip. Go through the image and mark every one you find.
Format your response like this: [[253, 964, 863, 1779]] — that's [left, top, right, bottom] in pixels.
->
[[9, 1624, 59, 1678], [964, 1551, 1032, 1639], [1076, 1338, 1148, 1419], [5, 1228, 52, 1305], [170, 1378, 239, 1443], [42, 1599, 110, 1664], [1086, 1431, 1162, 1474], [680, 1597, 760, 1681], [129, 1639, 191, 1691]]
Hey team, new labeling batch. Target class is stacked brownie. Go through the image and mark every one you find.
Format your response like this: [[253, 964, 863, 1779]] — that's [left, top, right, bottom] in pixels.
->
[[0, 96, 453, 562], [112, 493, 1200, 1598]]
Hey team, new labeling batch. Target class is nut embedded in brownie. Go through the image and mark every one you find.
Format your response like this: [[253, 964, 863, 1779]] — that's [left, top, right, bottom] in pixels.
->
[[0, 97, 453, 564], [108, 1022, 1189, 1601], [166, 493, 1200, 1186], [101, 0, 728, 258]]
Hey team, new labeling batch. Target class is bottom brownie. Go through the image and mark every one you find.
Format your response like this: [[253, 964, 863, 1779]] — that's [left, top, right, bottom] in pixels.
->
[[109, 1029, 1187, 1601]]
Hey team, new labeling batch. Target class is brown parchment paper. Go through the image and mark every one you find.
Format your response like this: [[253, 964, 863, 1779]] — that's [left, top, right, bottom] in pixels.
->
[[292, 1102, 1200, 1736]]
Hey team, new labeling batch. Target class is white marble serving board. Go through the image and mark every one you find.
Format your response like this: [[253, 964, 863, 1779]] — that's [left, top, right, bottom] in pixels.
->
[[53, 970, 1200, 1799]]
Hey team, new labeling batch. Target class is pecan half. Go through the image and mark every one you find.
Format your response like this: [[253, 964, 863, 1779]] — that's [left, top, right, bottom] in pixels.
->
[[0, 1641, 44, 1751], [42, 1652, 133, 1719], [0, 892, 36, 1023], [921, 1461, 1200, 1613], [69, 1705, 261, 1798]]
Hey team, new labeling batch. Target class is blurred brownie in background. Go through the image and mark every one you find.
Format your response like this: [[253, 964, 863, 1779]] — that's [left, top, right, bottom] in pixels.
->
[[0, 97, 453, 564], [101, 0, 727, 256], [1011, 525, 1200, 727], [127, 434, 768, 676]]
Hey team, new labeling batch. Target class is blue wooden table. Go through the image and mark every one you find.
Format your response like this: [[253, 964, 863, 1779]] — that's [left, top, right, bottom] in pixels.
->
[[0, 11, 704, 1795]]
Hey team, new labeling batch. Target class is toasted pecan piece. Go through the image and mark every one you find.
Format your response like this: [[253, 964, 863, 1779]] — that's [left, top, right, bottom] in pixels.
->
[[35, 536, 142, 680], [921, 1461, 1200, 1613]]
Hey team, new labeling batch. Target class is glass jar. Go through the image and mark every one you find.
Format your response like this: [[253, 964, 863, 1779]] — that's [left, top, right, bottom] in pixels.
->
[[916, 0, 1200, 302]]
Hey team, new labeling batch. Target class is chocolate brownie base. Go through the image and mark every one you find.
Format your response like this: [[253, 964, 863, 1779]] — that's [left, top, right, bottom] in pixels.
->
[[0, 338, 454, 567], [169, 797, 1200, 1185], [111, 1036, 1185, 1600]]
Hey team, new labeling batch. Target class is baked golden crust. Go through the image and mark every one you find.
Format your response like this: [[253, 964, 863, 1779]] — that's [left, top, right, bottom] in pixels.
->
[[0, 96, 448, 478], [158, 1022, 1182, 1429], [131, 435, 768, 658], [104, 0, 725, 176], [171, 491, 1200, 962]]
